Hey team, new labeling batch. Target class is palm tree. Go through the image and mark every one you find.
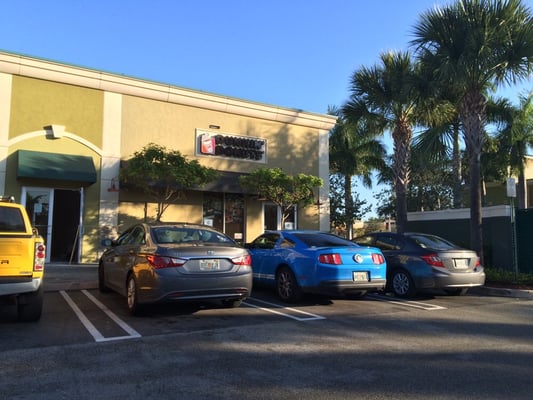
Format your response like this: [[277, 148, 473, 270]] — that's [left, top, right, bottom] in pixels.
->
[[411, 0, 533, 262], [344, 51, 421, 233], [329, 105, 387, 238], [496, 91, 533, 209], [412, 63, 465, 208]]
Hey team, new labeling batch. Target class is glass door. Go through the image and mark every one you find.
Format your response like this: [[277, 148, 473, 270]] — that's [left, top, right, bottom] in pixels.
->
[[21, 187, 54, 263]]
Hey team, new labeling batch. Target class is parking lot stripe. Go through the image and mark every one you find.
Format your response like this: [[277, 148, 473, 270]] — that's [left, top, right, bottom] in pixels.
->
[[59, 290, 141, 342], [82, 290, 142, 339], [244, 298, 326, 321], [367, 294, 447, 310]]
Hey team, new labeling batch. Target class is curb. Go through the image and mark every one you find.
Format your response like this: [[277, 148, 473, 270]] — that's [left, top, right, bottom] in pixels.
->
[[469, 286, 533, 299]]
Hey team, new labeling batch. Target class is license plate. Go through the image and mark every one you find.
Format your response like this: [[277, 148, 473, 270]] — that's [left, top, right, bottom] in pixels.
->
[[353, 271, 369, 282], [454, 259, 468, 269], [199, 259, 220, 271]]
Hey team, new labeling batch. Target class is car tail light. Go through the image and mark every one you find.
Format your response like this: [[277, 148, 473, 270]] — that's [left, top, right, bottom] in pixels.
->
[[232, 254, 252, 266], [420, 254, 445, 267], [318, 253, 342, 264], [34, 243, 45, 271], [146, 255, 186, 269], [474, 257, 481, 267], [371, 253, 385, 264]]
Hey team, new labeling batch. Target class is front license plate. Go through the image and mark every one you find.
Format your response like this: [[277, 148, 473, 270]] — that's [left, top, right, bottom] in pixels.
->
[[353, 271, 369, 282], [199, 259, 220, 271]]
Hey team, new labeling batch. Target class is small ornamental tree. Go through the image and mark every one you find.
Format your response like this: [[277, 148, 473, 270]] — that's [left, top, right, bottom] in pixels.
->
[[240, 167, 323, 227], [121, 143, 218, 221]]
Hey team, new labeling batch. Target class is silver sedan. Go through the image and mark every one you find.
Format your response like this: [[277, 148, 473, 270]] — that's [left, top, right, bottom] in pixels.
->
[[354, 232, 486, 298], [99, 223, 253, 314]]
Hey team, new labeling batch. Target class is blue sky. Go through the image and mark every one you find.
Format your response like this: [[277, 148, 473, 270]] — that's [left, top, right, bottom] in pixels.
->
[[2, 0, 532, 217]]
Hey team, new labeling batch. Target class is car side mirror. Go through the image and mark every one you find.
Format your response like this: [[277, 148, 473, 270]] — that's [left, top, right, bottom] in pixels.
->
[[101, 238, 115, 247]]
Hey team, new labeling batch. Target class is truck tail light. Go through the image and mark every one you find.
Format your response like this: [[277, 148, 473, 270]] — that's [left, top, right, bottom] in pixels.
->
[[34, 243, 46, 271]]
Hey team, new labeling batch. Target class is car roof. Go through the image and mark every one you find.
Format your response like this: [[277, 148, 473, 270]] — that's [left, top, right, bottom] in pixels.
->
[[263, 230, 324, 234], [144, 222, 212, 229]]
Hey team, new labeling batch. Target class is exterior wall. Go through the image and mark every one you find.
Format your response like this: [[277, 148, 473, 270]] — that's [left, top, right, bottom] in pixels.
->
[[0, 51, 336, 263], [407, 206, 517, 271]]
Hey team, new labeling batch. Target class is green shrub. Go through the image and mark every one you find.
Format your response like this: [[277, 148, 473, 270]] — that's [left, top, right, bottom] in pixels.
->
[[485, 267, 533, 285]]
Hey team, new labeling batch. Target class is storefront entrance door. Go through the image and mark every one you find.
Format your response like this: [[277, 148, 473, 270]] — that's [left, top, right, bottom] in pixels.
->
[[21, 187, 82, 263]]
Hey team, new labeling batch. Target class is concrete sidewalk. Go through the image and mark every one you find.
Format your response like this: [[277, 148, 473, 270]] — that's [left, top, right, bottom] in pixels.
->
[[42, 262, 533, 299]]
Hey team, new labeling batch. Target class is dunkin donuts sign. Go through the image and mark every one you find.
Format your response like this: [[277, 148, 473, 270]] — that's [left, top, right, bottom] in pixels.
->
[[196, 129, 266, 163]]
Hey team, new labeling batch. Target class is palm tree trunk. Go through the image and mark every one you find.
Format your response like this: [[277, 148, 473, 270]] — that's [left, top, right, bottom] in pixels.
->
[[460, 90, 486, 264], [392, 123, 412, 234], [518, 171, 527, 209], [344, 175, 353, 239], [452, 122, 463, 208]]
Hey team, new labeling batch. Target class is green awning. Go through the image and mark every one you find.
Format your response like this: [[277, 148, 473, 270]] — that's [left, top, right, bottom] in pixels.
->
[[17, 150, 97, 184]]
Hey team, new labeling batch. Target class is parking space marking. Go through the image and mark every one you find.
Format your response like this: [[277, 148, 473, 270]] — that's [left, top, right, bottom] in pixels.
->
[[60, 290, 141, 342], [367, 294, 447, 310], [244, 298, 326, 321]]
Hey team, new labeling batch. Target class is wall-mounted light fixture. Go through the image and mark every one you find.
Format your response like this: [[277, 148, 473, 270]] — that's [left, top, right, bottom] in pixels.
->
[[107, 178, 119, 192], [209, 124, 220, 129], [44, 124, 65, 139]]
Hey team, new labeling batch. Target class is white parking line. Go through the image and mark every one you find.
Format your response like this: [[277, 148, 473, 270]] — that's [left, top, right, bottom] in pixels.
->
[[60, 290, 141, 342], [367, 293, 447, 310], [244, 298, 326, 321]]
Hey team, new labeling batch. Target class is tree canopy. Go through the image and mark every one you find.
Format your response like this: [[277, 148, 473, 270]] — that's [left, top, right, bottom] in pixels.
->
[[240, 168, 323, 227], [121, 143, 218, 221]]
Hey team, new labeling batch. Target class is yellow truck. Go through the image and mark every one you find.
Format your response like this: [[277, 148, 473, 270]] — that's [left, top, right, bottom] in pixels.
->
[[0, 196, 46, 321]]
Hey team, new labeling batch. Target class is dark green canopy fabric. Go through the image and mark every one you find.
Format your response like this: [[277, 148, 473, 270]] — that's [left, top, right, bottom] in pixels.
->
[[17, 150, 97, 184]]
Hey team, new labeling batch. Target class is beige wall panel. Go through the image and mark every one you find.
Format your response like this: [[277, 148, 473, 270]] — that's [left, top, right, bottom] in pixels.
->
[[10, 76, 104, 148], [121, 95, 321, 177], [244, 198, 264, 241]]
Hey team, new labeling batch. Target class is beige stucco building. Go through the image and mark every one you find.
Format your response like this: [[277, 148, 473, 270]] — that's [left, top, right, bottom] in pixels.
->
[[0, 51, 336, 263]]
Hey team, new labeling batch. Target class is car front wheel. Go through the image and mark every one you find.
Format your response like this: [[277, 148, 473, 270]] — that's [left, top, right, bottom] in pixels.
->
[[391, 269, 416, 298], [276, 266, 303, 303]]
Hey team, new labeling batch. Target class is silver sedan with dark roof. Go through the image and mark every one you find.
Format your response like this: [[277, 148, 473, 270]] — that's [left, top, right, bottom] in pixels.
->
[[99, 223, 252, 314]]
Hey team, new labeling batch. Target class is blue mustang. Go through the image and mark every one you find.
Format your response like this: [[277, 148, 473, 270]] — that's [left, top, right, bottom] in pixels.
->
[[246, 230, 387, 302]]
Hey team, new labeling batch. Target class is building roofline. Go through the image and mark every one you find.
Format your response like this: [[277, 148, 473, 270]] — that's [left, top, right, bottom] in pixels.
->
[[0, 50, 337, 131]]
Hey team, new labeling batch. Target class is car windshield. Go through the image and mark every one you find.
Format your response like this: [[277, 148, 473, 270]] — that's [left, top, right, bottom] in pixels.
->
[[152, 227, 234, 244], [292, 233, 355, 247], [407, 234, 457, 250]]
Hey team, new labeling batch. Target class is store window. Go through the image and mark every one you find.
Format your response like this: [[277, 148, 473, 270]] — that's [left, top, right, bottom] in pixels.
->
[[202, 193, 245, 243], [224, 194, 244, 242], [263, 203, 296, 230], [203, 193, 223, 231]]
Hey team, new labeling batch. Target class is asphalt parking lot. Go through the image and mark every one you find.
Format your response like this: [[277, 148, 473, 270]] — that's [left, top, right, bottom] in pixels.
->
[[2, 263, 533, 399]]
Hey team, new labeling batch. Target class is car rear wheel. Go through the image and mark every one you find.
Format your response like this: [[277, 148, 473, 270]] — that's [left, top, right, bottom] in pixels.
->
[[276, 266, 302, 303], [17, 285, 43, 322], [391, 269, 416, 298], [127, 275, 143, 315]]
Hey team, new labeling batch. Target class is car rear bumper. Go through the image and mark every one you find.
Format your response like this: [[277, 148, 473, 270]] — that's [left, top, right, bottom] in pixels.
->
[[136, 272, 253, 304], [314, 278, 387, 295], [0, 277, 42, 297], [412, 269, 486, 290], [433, 271, 486, 288]]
